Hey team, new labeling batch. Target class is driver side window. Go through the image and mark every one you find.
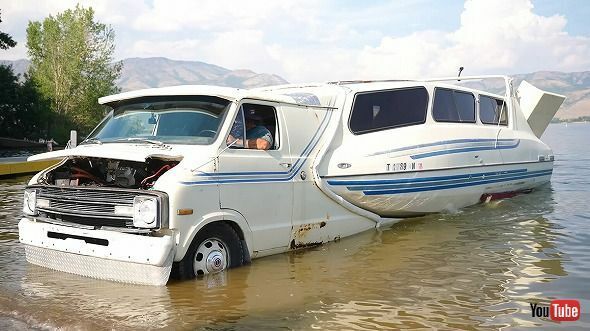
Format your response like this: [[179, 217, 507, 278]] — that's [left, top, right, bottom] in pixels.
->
[[226, 103, 278, 150]]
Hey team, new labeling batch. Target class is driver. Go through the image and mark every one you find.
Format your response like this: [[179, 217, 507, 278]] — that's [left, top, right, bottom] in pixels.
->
[[227, 109, 273, 150]]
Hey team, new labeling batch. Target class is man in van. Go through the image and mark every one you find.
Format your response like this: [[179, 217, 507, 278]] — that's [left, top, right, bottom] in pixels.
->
[[227, 109, 273, 150]]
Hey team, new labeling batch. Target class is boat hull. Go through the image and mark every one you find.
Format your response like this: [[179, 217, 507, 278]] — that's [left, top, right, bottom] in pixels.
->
[[323, 162, 552, 217]]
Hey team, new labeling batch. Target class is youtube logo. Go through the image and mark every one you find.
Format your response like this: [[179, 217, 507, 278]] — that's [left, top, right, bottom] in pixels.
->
[[550, 300, 581, 322]]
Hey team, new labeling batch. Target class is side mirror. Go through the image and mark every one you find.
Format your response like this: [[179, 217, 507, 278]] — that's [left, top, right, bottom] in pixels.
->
[[148, 113, 157, 124]]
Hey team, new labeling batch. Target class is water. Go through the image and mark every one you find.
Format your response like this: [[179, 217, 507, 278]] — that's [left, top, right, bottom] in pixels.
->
[[0, 123, 589, 330]]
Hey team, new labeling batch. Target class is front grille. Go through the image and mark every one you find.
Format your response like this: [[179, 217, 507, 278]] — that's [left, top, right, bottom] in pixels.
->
[[35, 186, 139, 228]]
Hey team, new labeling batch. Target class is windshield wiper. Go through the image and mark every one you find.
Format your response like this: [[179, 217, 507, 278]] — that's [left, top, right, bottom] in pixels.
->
[[81, 137, 103, 145], [114, 137, 167, 146]]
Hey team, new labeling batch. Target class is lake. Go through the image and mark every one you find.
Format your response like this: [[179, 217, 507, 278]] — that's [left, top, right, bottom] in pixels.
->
[[0, 123, 588, 330]]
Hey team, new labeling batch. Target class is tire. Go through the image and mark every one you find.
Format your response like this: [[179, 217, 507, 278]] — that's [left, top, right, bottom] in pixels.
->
[[174, 222, 244, 280]]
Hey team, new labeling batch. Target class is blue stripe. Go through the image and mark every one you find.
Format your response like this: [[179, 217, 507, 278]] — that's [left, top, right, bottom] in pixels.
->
[[180, 109, 333, 185], [410, 140, 520, 160], [367, 138, 519, 157], [363, 169, 552, 195], [355, 169, 550, 191], [188, 135, 521, 181], [327, 168, 527, 186], [347, 169, 537, 191], [194, 170, 289, 176]]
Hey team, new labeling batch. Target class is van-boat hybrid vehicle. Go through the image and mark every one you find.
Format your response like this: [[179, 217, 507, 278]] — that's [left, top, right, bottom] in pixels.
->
[[19, 76, 564, 285]]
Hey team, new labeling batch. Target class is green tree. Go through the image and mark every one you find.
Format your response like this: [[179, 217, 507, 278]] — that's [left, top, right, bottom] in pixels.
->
[[26, 5, 121, 138], [0, 65, 21, 136], [0, 65, 51, 139], [0, 10, 17, 50]]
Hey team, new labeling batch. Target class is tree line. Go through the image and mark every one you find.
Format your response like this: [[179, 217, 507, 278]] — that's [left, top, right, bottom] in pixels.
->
[[0, 5, 121, 144]]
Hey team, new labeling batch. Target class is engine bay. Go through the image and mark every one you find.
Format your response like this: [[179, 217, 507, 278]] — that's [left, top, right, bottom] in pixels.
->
[[41, 157, 179, 189]]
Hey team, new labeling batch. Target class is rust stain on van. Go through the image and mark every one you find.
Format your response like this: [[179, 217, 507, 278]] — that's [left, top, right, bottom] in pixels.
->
[[293, 222, 323, 238], [290, 221, 329, 250], [290, 239, 322, 250]]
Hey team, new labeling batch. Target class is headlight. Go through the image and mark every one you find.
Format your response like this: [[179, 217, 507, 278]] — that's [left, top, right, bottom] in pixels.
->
[[23, 189, 37, 216], [133, 196, 159, 228]]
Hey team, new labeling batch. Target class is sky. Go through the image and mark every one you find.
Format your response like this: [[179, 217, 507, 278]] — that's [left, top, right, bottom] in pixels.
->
[[1, 0, 589, 82]]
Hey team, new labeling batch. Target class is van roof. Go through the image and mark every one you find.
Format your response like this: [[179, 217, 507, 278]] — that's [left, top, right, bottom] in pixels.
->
[[99, 84, 346, 108], [99, 76, 510, 108]]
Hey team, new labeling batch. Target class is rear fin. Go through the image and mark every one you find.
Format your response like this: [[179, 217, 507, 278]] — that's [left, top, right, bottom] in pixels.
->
[[517, 80, 565, 138]]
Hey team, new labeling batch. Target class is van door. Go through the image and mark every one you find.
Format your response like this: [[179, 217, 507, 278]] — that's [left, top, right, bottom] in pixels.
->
[[280, 105, 332, 247], [217, 102, 293, 254]]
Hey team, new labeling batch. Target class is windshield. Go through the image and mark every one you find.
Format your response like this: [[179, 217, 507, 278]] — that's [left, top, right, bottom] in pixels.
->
[[86, 96, 232, 145]]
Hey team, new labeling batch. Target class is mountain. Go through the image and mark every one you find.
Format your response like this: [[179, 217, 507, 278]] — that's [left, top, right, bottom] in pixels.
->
[[0, 57, 288, 91], [118, 57, 287, 90], [1, 57, 588, 119]]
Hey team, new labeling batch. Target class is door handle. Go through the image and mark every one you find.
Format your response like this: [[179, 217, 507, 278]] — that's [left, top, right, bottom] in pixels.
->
[[279, 162, 292, 168]]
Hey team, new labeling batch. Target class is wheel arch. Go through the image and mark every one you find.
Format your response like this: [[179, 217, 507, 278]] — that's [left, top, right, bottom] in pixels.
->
[[175, 210, 253, 263]]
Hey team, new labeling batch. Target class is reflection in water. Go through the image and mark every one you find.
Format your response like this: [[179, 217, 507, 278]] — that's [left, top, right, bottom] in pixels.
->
[[1, 124, 589, 329]]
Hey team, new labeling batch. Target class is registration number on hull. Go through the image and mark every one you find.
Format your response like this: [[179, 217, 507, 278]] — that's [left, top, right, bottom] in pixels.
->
[[386, 162, 423, 172]]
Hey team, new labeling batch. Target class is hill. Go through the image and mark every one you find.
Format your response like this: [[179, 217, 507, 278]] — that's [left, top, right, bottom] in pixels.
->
[[0, 57, 287, 91], [1, 58, 588, 119], [117, 57, 287, 90]]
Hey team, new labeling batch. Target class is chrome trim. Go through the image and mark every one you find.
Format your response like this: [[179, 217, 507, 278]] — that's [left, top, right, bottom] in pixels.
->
[[100, 226, 153, 234], [38, 207, 132, 220], [29, 185, 169, 230], [41, 196, 128, 205], [33, 217, 96, 230], [33, 216, 153, 234]]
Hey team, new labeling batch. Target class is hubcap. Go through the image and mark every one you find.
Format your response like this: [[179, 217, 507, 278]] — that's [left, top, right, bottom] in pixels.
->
[[207, 251, 224, 272], [193, 238, 229, 276]]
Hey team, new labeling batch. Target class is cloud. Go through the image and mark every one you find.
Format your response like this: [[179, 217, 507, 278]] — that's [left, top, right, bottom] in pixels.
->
[[199, 30, 283, 72], [132, 0, 304, 32], [1, 0, 148, 60], [143, 0, 589, 82], [266, 45, 359, 82], [355, 0, 590, 79], [126, 30, 285, 76], [2, 0, 589, 82], [1, 0, 147, 29], [129, 39, 205, 60]]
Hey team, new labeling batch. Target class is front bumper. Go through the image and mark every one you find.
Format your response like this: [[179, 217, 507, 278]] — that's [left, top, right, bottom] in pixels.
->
[[18, 218, 175, 286]]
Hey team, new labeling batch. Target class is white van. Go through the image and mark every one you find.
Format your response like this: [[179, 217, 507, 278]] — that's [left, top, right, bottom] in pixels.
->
[[19, 77, 564, 285]]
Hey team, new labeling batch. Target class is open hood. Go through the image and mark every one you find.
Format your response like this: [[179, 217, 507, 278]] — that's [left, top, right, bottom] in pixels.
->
[[28, 144, 184, 162]]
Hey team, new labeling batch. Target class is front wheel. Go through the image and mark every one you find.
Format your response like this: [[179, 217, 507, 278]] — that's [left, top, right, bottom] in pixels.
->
[[175, 222, 244, 280]]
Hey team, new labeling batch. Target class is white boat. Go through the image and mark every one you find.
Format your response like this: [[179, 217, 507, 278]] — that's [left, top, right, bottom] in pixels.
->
[[318, 78, 563, 217], [18, 75, 564, 285]]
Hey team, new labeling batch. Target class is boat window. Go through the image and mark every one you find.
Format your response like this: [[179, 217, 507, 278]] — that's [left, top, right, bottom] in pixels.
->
[[226, 103, 279, 150], [432, 88, 476, 123], [349, 87, 428, 134], [480, 95, 508, 125]]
